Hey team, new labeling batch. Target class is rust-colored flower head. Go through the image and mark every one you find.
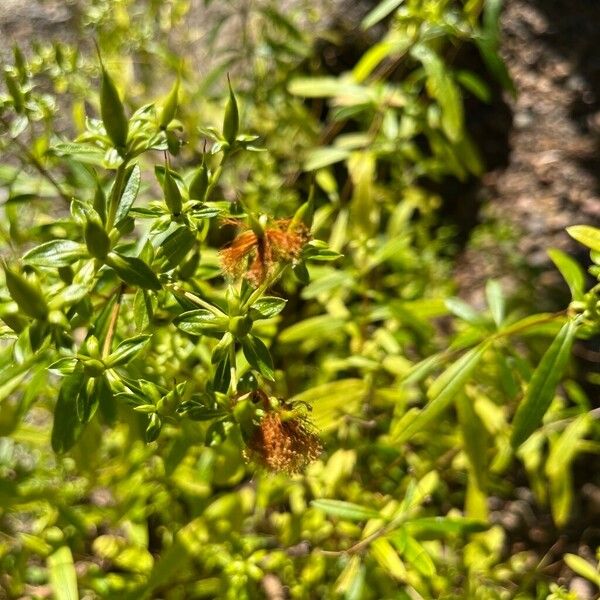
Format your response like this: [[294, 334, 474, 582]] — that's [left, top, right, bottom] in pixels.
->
[[243, 398, 322, 474], [219, 216, 310, 286]]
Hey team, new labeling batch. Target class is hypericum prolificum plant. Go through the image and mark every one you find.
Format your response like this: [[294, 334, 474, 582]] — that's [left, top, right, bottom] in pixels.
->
[[0, 54, 340, 470]]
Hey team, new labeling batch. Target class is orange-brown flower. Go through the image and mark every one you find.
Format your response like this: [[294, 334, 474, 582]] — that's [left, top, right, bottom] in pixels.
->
[[219, 219, 310, 286], [244, 408, 322, 473]]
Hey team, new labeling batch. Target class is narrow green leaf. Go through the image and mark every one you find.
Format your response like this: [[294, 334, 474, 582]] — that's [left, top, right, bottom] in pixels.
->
[[250, 296, 287, 319], [291, 379, 366, 431], [403, 516, 488, 537], [241, 334, 274, 381], [304, 147, 351, 171], [397, 343, 489, 444], [564, 554, 600, 587], [548, 248, 585, 300], [47, 546, 79, 600], [311, 499, 382, 521], [511, 320, 577, 448], [567, 225, 600, 252], [106, 252, 161, 290], [114, 164, 141, 226], [106, 334, 151, 367], [485, 279, 505, 326], [23, 240, 88, 267], [371, 538, 407, 581], [361, 0, 405, 29], [174, 309, 227, 336], [51, 365, 85, 453]]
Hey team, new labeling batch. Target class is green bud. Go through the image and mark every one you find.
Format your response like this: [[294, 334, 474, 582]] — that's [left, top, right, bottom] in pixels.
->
[[85, 335, 100, 358], [189, 160, 209, 201], [228, 315, 252, 338], [160, 77, 179, 129], [93, 182, 106, 224], [145, 413, 162, 442], [100, 63, 129, 150], [82, 358, 105, 377], [162, 168, 183, 216], [85, 217, 110, 259], [3, 265, 48, 320], [223, 76, 239, 145]]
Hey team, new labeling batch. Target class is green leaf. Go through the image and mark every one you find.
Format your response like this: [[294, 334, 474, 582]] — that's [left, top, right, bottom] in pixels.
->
[[371, 538, 407, 581], [106, 334, 151, 367], [567, 225, 600, 252], [564, 554, 600, 587], [288, 77, 370, 101], [397, 343, 489, 444], [114, 164, 141, 226], [485, 279, 505, 326], [291, 379, 366, 431], [304, 147, 351, 171], [84, 218, 110, 259], [47, 546, 79, 600], [51, 365, 85, 453], [361, 0, 405, 29], [106, 252, 161, 290], [403, 516, 488, 538], [511, 320, 577, 448], [445, 297, 482, 325], [174, 309, 227, 336], [311, 499, 383, 521], [159, 226, 196, 270], [411, 44, 463, 142], [250, 296, 287, 319], [241, 334, 274, 380], [23, 240, 88, 267], [548, 248, 586, 300], [395, 533, 436, 577]]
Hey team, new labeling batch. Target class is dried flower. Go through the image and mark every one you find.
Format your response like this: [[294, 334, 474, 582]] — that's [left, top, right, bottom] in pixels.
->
[[244, 405, 322, 473], [219, 218, 310, 286]]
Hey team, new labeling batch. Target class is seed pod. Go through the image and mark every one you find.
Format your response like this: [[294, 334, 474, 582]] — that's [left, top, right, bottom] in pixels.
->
[[162, 167, 183, 216], [85, 217, 110, 259], [222, 76, 239, 145], [100, 63, 129, 150], [189, 160, 209, 201], [159, 77, 179, 129], [3, 265, 48, 320]]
